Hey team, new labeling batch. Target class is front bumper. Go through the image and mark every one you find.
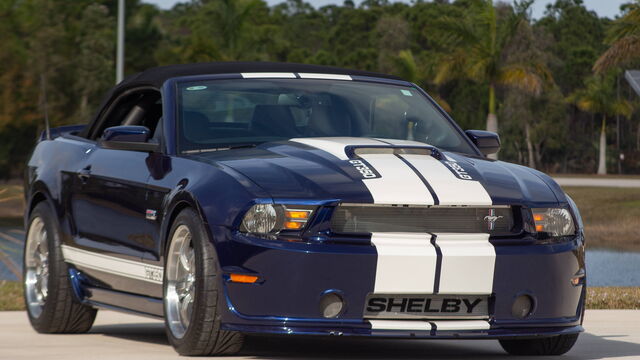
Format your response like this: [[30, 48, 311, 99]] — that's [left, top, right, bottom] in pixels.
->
[[212, 226, 586, 339]]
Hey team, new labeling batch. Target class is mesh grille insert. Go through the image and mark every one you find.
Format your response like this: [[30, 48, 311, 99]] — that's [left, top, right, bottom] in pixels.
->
[[330, 205, 516, 235]]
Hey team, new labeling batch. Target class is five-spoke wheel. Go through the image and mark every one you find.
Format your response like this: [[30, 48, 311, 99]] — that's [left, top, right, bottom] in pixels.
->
[[165, 224, 196, 338]]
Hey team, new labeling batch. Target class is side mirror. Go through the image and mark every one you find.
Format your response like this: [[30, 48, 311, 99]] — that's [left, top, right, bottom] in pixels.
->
[[465, 130, 500, 156], [100, 125, 159, 152]]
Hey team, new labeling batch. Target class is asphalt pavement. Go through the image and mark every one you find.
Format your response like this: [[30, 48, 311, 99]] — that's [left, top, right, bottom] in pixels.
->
[[0, 310, 639, 359]]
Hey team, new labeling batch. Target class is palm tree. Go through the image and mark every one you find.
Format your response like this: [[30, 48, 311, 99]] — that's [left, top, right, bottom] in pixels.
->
[[392, 50, 452, 113], [594, 3, 640, 74], [568, 73, 635, 174], [430, 0, 549, 159], [185, 0, 261, 61]]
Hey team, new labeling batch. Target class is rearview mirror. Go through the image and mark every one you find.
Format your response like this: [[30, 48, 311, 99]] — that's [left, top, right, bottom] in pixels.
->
[[465, 130, 500, 156], [100, 125, 159, 152]]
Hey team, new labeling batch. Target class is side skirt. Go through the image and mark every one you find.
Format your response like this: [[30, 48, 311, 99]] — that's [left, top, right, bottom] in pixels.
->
[[83, 286, 164, 318]]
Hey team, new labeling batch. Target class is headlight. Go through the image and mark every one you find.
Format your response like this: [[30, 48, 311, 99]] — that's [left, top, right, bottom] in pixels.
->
[[241, 204, 279, 233], [240, 204, 315, 235], [531, 208, 575, 240]]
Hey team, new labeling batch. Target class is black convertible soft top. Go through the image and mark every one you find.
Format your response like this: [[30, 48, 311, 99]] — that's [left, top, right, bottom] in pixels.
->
[[84, 62, 404, 137], [118, 61, 402, 90]]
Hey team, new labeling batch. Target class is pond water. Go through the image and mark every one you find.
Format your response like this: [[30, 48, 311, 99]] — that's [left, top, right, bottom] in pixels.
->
[[586, 248, 640, 286]]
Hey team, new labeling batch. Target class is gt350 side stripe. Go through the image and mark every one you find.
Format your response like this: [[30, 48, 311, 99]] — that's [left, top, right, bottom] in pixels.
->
[[61, 245, 164, 284]]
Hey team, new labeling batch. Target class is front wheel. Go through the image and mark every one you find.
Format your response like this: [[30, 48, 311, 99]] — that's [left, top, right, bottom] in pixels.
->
[[163, 208, 244, 356], [499, 333, 579, 356]]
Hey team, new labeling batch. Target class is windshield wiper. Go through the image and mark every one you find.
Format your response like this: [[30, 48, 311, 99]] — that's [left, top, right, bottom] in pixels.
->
[[183, 143, 257, 154]]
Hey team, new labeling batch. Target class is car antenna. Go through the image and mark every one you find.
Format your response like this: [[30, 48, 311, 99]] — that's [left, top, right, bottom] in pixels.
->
[[40, 73, 51, 140]]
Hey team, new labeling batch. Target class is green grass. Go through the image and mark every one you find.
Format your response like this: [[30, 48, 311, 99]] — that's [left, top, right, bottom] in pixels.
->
[[0, 281, 24, 311], [564, 187, 640, 251], [587, 287, 640, 309]]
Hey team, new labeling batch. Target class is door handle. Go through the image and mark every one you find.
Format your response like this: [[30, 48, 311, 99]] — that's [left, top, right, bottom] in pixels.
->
[[78, 166, 92, 183]]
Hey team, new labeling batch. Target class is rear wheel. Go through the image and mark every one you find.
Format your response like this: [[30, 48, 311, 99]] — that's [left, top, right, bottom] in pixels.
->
[[24, 202, 97, 333], [499, 333, 579, 356], [163, 208, 244, 356]]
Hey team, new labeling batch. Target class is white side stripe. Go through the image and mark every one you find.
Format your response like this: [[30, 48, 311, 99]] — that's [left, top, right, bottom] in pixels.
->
[[298, 73, 352, 80], [240, 72, 297, 78], [371, 233, 437, 294], [434, 233, 495, 294], [400, 154, 492, 206], [61, 245, 163, 284]]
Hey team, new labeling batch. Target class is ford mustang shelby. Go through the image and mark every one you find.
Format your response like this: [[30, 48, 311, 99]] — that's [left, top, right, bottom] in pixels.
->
[[23, 62, 585, 356]]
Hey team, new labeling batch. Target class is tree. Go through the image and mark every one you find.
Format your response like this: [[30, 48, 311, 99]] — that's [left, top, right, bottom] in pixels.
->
[[429, 0, 550, 159], [569, 73, 635, 174], [594, 2, 640, 73]]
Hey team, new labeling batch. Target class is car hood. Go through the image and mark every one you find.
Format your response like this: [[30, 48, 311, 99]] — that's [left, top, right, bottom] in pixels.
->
[[187, 137, 566, 207]]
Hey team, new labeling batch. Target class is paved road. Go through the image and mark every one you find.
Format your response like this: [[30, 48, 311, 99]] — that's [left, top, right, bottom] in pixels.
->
[[0, 227, 23, 282], [1, 310, 639, 359], [554, 177, 640, 188]]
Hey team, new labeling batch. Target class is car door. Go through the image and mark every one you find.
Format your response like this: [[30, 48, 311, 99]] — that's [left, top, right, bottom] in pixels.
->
[[68, 90, 163, 296]]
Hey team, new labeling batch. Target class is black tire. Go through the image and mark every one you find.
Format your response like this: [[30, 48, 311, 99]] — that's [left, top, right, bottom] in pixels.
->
[[499, 333, 579, 356], [23, 202, 97, 333], [163, 208, 244, 356]]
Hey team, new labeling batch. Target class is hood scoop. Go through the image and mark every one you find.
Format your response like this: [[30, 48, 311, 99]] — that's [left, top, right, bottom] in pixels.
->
[[346, 144, 443, 160]]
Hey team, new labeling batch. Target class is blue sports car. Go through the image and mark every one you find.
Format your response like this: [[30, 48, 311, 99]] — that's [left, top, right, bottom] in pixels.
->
[[23, 62, 585, 356]]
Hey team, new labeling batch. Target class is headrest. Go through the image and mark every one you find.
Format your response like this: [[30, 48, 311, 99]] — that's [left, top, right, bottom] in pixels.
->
[[251, 105, 299, 137], [182, 110, 210, 142]]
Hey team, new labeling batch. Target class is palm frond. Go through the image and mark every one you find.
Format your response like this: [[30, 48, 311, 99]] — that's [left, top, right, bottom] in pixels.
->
[[431, 94, 452, 113], [392, 50, 419, 83], [497, 64, 543, 95], [594, 35, 640, 74]]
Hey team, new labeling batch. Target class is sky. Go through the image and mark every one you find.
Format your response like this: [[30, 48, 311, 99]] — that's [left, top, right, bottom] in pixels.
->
[[145, 0, 629, 19]]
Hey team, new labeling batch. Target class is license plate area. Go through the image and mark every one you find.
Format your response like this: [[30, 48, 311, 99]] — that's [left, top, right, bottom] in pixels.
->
[[364, 294, 489, 319]]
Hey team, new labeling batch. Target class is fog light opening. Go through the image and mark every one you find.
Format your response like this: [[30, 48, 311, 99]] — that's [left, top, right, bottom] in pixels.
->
[[320, 292, 344, 318], [512, 295, 533, 319]]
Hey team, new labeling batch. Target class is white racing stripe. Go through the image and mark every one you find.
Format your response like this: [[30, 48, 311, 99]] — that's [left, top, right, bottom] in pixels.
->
[[291, 137, 380, 160], [298, 73, 352, 80], [61, 245, 163, 284], [369, 319, 489, 332], [371, 233, 437, 294], [432, 320, 490, 331], [434, 233, 495, 294], [369, 320, 431, 331], [399, 154, 492, 206], [290, 137, 496, 300], [240, 72, 297, 78], [291, 137, 434, 205], [358, 153, 434, 205]]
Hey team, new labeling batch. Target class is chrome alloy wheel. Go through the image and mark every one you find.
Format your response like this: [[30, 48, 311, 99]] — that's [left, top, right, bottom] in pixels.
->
[[24, 217, 49, 318], [166, 225, 196, 339]]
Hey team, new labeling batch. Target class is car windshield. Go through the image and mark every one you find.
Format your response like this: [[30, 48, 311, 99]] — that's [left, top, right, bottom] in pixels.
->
[[176, 78, 476, 154]]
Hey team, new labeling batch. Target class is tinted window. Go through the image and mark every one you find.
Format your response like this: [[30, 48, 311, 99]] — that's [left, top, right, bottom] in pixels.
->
[[176, 79, 475, 154]]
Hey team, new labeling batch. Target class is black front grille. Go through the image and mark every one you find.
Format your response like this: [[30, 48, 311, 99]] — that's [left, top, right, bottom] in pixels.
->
[[330, 205, 517, 235]]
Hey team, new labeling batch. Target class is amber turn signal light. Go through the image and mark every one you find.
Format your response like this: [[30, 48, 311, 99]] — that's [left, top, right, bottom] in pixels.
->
[[285, 210, 310, 219], [284, 221, 304, 230], [229, 274, 259, 283]]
